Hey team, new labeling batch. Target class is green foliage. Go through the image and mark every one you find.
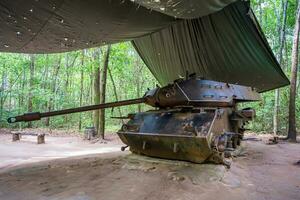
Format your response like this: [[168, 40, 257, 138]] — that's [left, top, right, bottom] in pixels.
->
[[0, 42, 156, 132], [247, 0, 300, 134]]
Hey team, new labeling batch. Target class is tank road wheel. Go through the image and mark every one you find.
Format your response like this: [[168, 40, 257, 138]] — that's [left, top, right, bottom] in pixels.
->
[[224, 151, 232, 158], [208, 150, 231, 168], [232, 136, 238, 149], [237, 136, 241, 146]]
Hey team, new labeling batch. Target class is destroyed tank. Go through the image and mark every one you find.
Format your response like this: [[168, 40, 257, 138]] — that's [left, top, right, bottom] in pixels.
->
[[8, 75, 260, 166]]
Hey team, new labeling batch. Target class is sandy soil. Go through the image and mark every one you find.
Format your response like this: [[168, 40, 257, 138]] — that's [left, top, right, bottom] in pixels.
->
[[0, 129, 123, 172], [0, 131, 299, 200]]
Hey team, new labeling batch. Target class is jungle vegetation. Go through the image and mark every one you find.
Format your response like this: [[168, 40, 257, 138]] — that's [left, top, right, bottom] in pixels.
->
[[0, 0, 299, 140]]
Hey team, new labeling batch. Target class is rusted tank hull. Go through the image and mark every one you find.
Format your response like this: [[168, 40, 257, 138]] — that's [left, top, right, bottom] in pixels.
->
[[117, 106, 255, 165], [116, 108, 221, 164], [117, 133, 212, 163]]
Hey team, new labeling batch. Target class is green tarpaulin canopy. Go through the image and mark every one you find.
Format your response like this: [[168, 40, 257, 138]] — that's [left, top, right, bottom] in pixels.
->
[[133, 0, 237, 19], [0, 0, 174, 53], [0, 0, 289, 91], [133, 1, 289, 92]]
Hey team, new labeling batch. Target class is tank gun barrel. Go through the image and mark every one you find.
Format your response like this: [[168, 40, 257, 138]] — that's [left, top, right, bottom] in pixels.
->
[[7, 98, 145, 123]]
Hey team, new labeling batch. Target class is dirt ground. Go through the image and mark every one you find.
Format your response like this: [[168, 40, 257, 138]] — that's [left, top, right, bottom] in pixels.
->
[[0, 130, 299, 200], [0, 129, 123, 173]]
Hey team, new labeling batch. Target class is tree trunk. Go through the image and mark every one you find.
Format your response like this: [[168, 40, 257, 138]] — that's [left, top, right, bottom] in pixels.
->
[[0, 70, 7, 126], [288, 1, 300, 142], [90, 70, 94, 122], [20, 67, 26, 107], [64, 54, 70, 125], [273, 0, 288, 136], [79, 50, 85, 130], [258, 0, 263, 25], [42, 55, 49, 90], [27, 55, 35, 128], [93, 49, 101, 135], [8, 90, 11, 112], [108, 67, 123, 124], [45, 56, 61, 127], [99, 45, 111, 139], [42, 55, 49, 114], [63, 53, 78, 127], [135, 58, 143, 113]]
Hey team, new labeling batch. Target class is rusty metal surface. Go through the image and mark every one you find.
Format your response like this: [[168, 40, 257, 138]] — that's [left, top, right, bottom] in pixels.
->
[[8, 98, 145, 123], [8, 77, 259, 165], [144, 78, 261, 108], [122, 109, 215, 136], [8, 78, 260, 123], [118, 132, 212, 163], [117, 108, 217, 164], [118, 106, 255, 165]]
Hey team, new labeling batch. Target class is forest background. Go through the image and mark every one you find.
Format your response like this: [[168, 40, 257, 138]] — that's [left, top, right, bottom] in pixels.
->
[[0, 0, 299, 138]]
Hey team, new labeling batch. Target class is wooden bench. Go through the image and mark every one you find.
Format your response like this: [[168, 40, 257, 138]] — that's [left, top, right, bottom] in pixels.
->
[[11, 131, 45, 144]]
